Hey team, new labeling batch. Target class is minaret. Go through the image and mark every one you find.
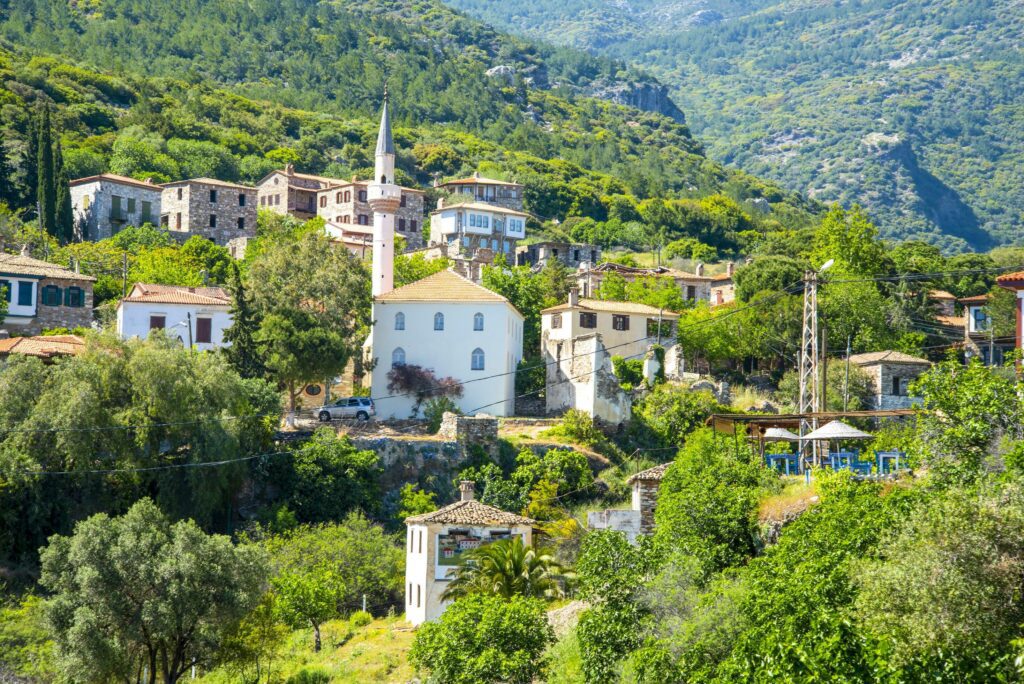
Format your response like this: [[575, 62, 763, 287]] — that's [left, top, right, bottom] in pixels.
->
[[369, 88, 400, 297]]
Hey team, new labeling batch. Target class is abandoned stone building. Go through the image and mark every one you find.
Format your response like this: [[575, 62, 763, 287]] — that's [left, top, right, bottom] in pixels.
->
[[574, 261, 713, 302], [318, 179, 426, 249], [160, 178, 257, 247], [588, 462, 670, 542], [515, 241, 601, 270], [848, 350, 931, 410], [70, 173, 163, 240]]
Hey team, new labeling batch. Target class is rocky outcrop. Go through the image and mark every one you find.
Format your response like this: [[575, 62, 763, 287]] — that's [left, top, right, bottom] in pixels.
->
[[585, 80, 687, 123]]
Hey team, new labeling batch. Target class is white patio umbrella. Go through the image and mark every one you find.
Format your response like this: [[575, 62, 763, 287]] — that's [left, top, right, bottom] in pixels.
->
[[764, 427, 800, 441], [800, 420, 873, 441]]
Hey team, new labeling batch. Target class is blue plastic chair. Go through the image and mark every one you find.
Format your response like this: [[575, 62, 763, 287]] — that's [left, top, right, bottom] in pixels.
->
[[766, 453, 799, 476], [875, 451, 906, 474]]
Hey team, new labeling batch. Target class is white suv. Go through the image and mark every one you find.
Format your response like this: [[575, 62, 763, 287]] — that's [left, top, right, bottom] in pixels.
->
[[318, 397, 376, 422]]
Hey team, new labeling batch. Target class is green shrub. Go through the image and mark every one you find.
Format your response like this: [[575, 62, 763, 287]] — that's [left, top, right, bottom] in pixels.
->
[[424, 395, 460, 433], [285, 667, 331, 684], [544, 409, 606, 448], [349, 610, 373, 628], [611, 355, 645, 389]]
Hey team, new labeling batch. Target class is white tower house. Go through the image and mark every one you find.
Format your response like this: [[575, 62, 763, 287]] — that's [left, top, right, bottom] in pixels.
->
[[369, 91, 401, 297]]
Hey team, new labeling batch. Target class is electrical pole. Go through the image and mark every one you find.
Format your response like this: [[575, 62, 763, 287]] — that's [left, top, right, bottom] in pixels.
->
[[798, 269, 820, 467], [989, 323, 995, 367], [186, 312, 193, 350], [843, 334, 852, 411]]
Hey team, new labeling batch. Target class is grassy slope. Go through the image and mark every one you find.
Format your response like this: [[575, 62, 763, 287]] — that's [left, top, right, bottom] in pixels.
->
[[443, 0, 1024, 252]]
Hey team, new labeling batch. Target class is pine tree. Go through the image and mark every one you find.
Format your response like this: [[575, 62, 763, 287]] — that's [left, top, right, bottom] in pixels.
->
[[54, 134, 74, 244], [222, 262, 267, 379], [36, 104, 56, 237], [0, 140, 13, 209]]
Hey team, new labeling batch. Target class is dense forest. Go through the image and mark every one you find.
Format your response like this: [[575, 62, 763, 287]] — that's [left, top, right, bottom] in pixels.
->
[[445, 0, 1024, 252]]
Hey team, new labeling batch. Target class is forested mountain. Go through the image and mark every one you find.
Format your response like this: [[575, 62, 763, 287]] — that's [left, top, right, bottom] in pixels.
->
[[0, 0, 816, 246], [444, 0, 1024, 252]]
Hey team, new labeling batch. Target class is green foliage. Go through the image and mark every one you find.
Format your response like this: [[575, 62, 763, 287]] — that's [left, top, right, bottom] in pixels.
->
[[397, 484, 437, 521], [653, 429, 778, 577], [424, 395, 460, 433], [543, 409, 607, 448], [459, 446, 594, 513], [271, 428, 382, 523], [631, 385, 726, 448], [272, 563, 345, 653], [348, 610, 373, 629], [0, 335, 280, 563], [0, 595, 55, 682], [733, 255, 804, 302], [441, 537, 568, 601], [777, 360, 875, 412], [39, 498, 268, 683], [222, 262, 267, 380], [410, 593, 554, 684]]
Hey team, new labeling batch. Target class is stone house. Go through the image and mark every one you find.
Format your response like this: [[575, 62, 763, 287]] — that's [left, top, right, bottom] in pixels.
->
[[0, 251, 95, 335], [404, 481, 534, 625], [317, 180, 426, 249], [160, 178, 257, 247], [70, 173, 162, 240], [116, 283, 232, 352], [540, 291, 680, 423], [960, 293, 1017, 365], [710, 263, 737, 306], [588, 462, 670, 541], [255, 165, 335, 220], [574, 262, 712, 303], [437, 172, 524, 212], [515, 241, 601, 270], [848, 350, 931, 409]]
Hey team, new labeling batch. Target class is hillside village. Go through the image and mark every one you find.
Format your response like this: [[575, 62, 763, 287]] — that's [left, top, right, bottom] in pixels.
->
[[2, 1, 1024, 682]]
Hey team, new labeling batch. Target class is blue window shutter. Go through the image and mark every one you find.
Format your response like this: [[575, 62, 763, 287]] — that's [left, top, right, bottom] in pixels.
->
[[17, 281, 33, 306]]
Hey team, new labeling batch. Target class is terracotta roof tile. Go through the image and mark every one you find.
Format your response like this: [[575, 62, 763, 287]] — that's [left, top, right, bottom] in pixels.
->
[[996, 270, 1024, 284], [959, 294, 990, 304], [431, 200, 528, 217], [626, 462, 672, 484], [848, 350, 932, 366], [0, 335, 86, 358], [541, 298, 682, 317], [442, 175, 522, 187], [0, 253, 97, 281], [376, 270, 518, 311], [405, 499, 535, 525], [122, 283, 230, 306]]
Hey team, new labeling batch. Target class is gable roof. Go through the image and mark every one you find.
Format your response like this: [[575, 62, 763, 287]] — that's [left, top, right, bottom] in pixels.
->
[[587, 262, 712, 282], [69, 173, 162, 192], [431, 200, 528, 217], [121, 283, 231, 306], [541, 298, 682, 317], [626, 462, 672, 484], [996, 270, 1024, 286], [959, 293, 990, 304], [0, 335, 86, 359], [848, 350, 932, 366], [405, 499, 535, 526], [928, 289, 957, 300], [0, 253, 97, 281], [376, 270, 519, 313]]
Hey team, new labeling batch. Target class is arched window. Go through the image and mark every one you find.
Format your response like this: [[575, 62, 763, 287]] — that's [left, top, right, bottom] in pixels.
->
[[394, 312, 405, 331], [434, 312, 445, 331], [392, 347, 406, 367], [381, 174, 387, 183], [473, 312, 484, 331], [471, 348, 485, 371], [344, 191, 351, 202], [336, 191, 342, 203]]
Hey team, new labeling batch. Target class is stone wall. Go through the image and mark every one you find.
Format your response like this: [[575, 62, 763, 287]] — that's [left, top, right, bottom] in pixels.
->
[[437, 412, 499, 452], [861, 362, 929, 410], [633, 480, 660, 535], [318, 185, 426, 249], [161, 181, 257, 246], [587, 509, 642, 543], [30, 277, 94, 334], [71, 179, 162, 241], [543, 333, 631, 424]]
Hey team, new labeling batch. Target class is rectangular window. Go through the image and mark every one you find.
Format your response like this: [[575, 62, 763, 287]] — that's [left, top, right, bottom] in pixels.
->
[[408, 583, 412, 604], [686, 285, 697, 301], [973, 308, 988, 332], [237, 217, 245, 230], [358, 190, 367, 202], [177, 187, 183, 201], [580, 312, 597, 329], [398, 218, 406, 231], [260, 196, 265, 206], [17, 281, 32, 306], [209, 214, 217, 228], [574, 250, 580, 261], [111, 195, 122, 219], [141, 201, 152, 224], [175, 212, 182, 230], [891, 376, 901, 396], [612, 314, 629, 331], [127, 198, 136, 215], [400, 194, 407, 207], [418, 530, 423, 553], [149, 315, 165, 330], [319, 195, 326, 208], [417, 584, 421, 608], [411, 219, 418, 232], [210, 189, 218, 203], [551, 313, 562, 329], [41, 285, 61, 306], [238, 193, 246, 206], [195, 317, 212, 344], [65, 287, 85, 308]]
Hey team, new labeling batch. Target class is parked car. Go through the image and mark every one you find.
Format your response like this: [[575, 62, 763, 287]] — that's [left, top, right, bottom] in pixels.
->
[[318, 396, 375, 422]]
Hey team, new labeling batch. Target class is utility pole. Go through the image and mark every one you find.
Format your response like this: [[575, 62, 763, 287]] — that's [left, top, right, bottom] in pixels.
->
[[798, 260, 833, 468], [843, 334, 852, 411], [989, 323, 995, 367], [186, 312, 193, 350]]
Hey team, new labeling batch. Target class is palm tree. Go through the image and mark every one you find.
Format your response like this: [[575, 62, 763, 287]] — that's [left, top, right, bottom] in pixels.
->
[[441, 537, 571, 601]]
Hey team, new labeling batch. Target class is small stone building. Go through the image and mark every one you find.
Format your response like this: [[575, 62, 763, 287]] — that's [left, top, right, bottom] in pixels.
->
[[848, 350, 931, 410], [588, 462, 670, 541], [0, 251, 95, 335], [256, 165, 336, 220], [0, 334, 85, 361], [574, 262, 712, 303], [160, 178, 257, 246], [515, 241, 601, 270], [317, 179, 425, 249], [70, 173, 162, 240], [404, 481, 534, 625]]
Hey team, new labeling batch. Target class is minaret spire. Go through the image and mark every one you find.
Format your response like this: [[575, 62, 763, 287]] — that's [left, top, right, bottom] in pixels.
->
[[369, 88, 400, 296]]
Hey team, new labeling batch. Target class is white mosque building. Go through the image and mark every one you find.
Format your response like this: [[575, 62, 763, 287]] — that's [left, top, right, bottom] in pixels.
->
[[363, 95, 524, 419]]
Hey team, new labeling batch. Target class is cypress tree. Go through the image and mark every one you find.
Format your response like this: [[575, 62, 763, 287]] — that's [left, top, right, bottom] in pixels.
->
[[0, 140, 13, 209], [36, 104, 56, 237], [54, 134, 74, 244], [222, 262, 267, 379]]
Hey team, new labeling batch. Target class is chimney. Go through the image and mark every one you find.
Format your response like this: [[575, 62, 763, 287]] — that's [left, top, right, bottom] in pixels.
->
[[695, 262, 704, 276], [20, 244, 29, 257], [285, 163, 295, 175], [437, 197, 445, 210], [459, 480, 475, 502], [473, 171, 481, 179], [568, 286, 579, 308], [727, 262, 735, 277]]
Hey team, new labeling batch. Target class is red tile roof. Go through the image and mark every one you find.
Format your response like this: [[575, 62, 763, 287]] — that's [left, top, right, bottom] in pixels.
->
[[996, 270, 1024, 286], [0, 335, 86, 359], [121, 283, 230, 306]]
